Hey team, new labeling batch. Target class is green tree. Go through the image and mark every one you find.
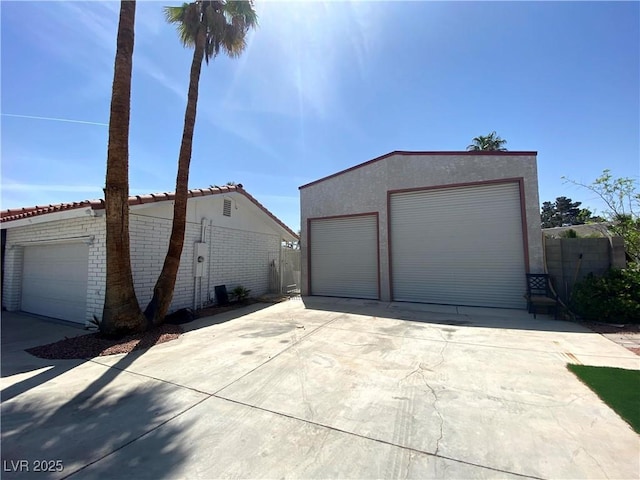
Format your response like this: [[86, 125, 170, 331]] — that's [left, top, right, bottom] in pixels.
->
[[466, 131, 508, 151], [540, 201, 557, 228], [101, 0, 147, 336], [564, 170, 640, 263], [540, 196, 584, 228], [144, 1, 258, 325], [577, 208, 602, 225], [555, 196, 582, 225]]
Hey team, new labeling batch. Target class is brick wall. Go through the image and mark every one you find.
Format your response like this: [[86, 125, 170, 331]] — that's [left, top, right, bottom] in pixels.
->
[[545, 237, 626, 303], [206, 225, 280, 304], [2, 216, 105, 323], [3, 209, 283, 323], [129, 214, 280, 311], [2, 245, 23, 311], [129, 213, 201, 312]]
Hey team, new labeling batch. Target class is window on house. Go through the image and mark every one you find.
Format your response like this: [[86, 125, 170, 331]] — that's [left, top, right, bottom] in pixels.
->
[[223, 198, 232, 217]]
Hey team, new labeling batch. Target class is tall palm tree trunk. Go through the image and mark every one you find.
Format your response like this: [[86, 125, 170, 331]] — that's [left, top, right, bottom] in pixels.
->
[[101, 0, 146, 336], [144, 27, 206, 325]]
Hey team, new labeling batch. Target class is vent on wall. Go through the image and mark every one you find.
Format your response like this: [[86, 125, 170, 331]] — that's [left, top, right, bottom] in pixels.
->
[[223, 198, 232, 217]]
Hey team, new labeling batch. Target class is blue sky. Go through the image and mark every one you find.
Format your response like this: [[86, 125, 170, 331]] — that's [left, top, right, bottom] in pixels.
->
[[1, 1, 639, 232]]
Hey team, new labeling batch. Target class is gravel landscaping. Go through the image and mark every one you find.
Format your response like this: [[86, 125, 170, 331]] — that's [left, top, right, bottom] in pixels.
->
[[26, 324, 183, 360], [581, 321, 640, 356], [23, 298, 278, 360]]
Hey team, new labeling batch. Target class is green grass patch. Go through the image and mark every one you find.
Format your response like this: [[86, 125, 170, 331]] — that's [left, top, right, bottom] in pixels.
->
[[567, 364, 640, 433]]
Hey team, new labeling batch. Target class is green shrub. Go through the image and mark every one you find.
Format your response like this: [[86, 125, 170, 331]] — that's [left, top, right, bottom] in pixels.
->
[[230, 285, 251, 303], [571, 265, 640, 323], [560, 228, 578, 238]]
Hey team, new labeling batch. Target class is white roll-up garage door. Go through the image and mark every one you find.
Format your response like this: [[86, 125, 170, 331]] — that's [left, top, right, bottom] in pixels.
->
[[21, 243, 90, 323], [390, 182, 526, 308], [310, 215, 379, 299]]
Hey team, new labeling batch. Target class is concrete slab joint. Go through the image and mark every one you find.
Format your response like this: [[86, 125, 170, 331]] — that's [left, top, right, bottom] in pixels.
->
[[2, 298, 638, 479]]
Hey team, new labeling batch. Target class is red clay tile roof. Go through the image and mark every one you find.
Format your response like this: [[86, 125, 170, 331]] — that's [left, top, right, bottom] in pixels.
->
[[1, 185, 298, 240], [1, 200, 100, 221]]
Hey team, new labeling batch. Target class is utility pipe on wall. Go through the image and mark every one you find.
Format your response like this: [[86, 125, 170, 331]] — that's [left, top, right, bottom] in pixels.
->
[[208, 219, 213, 304], [200, 218, 207, 309], [279, 241, 283, 295], [192, 279, 197, 311], [193, 218, 208, 310]]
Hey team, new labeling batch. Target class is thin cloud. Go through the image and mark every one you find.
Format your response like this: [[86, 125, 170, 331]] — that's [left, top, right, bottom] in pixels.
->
[[1, 113, 108, 127], [203, 109, 281, 161], [136, 55, 187, 100]]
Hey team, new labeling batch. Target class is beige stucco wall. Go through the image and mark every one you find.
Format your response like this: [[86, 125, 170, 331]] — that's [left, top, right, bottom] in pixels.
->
[[299, 152, 544, 302]]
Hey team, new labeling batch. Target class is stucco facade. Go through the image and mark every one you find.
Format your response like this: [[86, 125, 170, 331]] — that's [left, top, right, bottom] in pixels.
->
[[299, 151, 543, 303], [2, 188, 296, 325]]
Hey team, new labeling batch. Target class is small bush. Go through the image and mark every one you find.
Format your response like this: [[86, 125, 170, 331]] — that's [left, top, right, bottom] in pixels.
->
[[230, 285, 251, 303], [571, 265, 640, 323], [560, 228, 578, 238]]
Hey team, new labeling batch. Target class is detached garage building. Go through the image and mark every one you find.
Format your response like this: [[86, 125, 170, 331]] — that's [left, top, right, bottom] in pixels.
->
[[1, 185, 297, 325], [300, 151, 544, 309]]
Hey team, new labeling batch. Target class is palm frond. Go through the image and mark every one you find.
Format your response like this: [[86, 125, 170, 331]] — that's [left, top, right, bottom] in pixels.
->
[[222, 23, 246, 58], [224, 0, 259, 30], [467, 131, 508, 151], [166, 0, 257, 62], [220, 1, 257, 58], [203, 3, 227, 63], [164, 4, 198, 47]]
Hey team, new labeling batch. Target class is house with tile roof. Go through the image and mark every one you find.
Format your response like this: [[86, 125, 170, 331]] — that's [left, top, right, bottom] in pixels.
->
[[1, 185, 298, 325]]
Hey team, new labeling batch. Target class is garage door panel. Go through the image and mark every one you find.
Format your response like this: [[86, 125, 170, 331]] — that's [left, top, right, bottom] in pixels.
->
[[310, 216, 378, 299], [21, 243, 89, 323], [22, 279, 83, 299], [391, 183, 526, 309]]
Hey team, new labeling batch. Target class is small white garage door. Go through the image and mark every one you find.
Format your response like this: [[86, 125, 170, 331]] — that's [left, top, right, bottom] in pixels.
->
[[390, 182, 526, 308], [21, 243, 90, 323], [310, 215, 379, 299]]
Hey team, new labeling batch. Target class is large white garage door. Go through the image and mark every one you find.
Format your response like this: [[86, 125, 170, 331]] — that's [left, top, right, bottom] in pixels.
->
[[310, 215, 378, 299], [22, 243, 90, 323], [390, 182, 526, 308]]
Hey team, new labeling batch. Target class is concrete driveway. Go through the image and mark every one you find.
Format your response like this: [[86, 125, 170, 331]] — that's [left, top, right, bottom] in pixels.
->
[[1, 298, 638, 479]]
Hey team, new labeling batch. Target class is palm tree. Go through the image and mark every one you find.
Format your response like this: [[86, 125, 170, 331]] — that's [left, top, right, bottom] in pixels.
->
[[101, 0, 147, 337], [144, 1, 258, 325], [467, 131, 508, 151]]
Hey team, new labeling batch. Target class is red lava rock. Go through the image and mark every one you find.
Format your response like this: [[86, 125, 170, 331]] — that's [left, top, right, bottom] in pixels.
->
[[582, 321, 640, 335], [26, 324, 183, 360], [580, 321, 640, 356]]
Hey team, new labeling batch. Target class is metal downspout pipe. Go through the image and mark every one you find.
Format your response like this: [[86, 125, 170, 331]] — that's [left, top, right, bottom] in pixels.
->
[[208, 220, 213, 304], [193, 218, 207, 310]]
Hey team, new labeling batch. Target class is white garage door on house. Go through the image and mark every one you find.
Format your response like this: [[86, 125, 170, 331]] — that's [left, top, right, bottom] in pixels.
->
[[21, 243, 89, 324], [310, 215, 379, 299], [390, 182, 527, 308]]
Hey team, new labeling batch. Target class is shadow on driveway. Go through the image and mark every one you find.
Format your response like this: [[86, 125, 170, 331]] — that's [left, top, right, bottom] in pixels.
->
[[1, 312, 201, 479], [300, 296, 593, 334], [1, 312, 89, 402]]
